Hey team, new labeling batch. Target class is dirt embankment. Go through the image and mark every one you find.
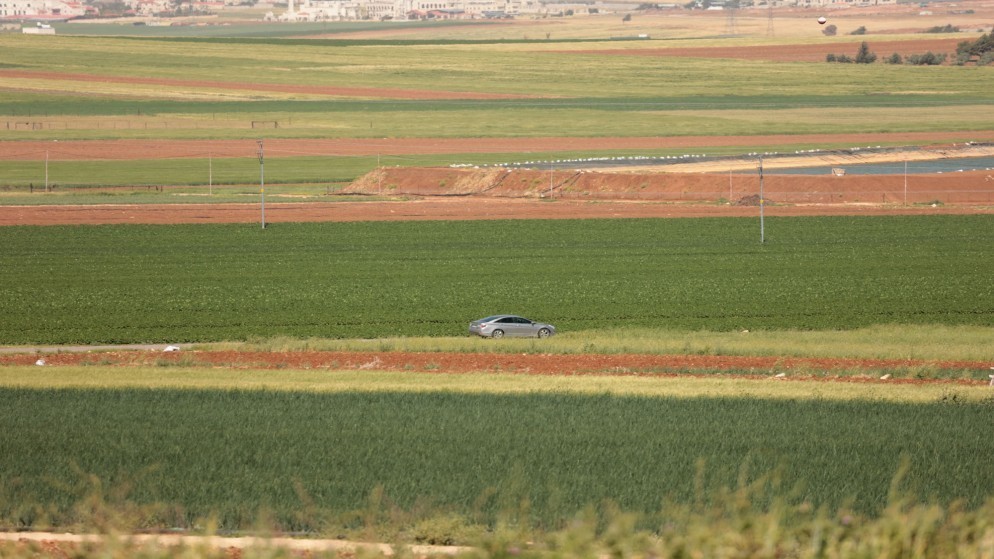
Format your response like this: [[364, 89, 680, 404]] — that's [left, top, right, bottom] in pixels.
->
[[342, 144, 994, 205], [345, 165, 994, 205]]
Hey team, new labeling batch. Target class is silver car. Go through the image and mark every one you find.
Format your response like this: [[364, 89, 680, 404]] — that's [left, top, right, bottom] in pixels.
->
[[469, 315, 556, 339]]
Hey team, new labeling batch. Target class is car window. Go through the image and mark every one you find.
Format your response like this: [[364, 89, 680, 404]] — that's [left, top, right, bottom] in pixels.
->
[[515, 317, 532, 324], [497, 317, 514, 323]]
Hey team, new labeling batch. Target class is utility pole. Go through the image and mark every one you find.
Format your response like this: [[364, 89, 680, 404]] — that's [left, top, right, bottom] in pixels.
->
[[257, 140, 266, 229], [759, 155, 765, 244], [904, 160, 908, 205], [549, 162, 554, 197], [728, 168, 732, 202]]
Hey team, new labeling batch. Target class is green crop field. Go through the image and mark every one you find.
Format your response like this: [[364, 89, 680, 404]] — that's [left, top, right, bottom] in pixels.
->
[[1, 367, 992, 536], [3, 31, 993, 199], [1, 215, 993, 348], [2, 34, 992, 147], [3, 35, 991, 102]]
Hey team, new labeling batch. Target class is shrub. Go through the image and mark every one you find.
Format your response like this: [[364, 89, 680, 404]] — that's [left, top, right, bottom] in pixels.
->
[[905, 51, 947, 65], [850, 26, 867, 35], [980, 51, 994, 65], [885, 52, 902, 64], [822, 23, 837, 36], [924, 24, 959, 33], [826, 53, 836, 62]]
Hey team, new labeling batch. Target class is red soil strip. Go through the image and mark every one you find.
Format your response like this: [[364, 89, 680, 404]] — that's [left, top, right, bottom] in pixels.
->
[[570, 38, 966, 62], [2, 350, 989, 384], [0, 69, 532, 100], [2, 198, 992, 226], [5, 132, 994, 160]]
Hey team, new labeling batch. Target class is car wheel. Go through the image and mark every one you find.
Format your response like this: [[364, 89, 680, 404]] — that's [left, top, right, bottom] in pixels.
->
[[537, 328, 551, 338], [491, 329, 505, 339]]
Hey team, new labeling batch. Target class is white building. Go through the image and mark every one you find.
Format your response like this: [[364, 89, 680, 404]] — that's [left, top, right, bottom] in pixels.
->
[[271, 0, 361, 20], [126, 0, 177, 15], [272, 0, 537, 20]]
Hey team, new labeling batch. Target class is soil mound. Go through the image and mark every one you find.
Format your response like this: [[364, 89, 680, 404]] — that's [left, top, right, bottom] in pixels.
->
[[344, 167, 994, 205]]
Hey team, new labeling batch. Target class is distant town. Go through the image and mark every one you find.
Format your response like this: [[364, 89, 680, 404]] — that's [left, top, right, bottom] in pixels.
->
[[1, 0, 894, 27]]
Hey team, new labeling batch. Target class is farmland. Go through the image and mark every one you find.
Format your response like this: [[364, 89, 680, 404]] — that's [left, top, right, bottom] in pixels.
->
[[1, 216, 993, 345], [2, 13, 994, 200], [1, 367, 993, 535], [2, 23, 993, 200], [3, 6, 994, 556]]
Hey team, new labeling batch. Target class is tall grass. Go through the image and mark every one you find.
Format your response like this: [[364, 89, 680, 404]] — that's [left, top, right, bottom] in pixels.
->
[[2, 494, 994, 557], [223, 323, 994, 363]]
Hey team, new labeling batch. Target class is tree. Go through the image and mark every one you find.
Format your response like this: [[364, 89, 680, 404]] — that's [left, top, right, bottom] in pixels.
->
[[957, 32, 994, 58], [850, 26, 867, 35], [885, 52, 902, 64], [822, 24, 837, 36], [91, 0, 128, 16], [855, 41, 877, 64], [622, 13, 632, 22]]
